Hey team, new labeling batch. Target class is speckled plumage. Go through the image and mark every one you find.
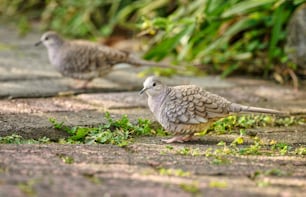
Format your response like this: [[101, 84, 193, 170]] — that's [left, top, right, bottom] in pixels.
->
[[140, 76, 282, 143], [36, 31, 175, 88]]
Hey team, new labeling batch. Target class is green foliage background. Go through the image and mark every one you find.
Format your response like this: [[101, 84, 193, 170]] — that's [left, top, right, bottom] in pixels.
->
[[1, 0, 305, 77]]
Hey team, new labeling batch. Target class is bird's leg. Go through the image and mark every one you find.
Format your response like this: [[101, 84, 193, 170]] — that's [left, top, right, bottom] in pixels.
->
[[161, 134, 194, 143], [162, 136, 185, 143], [74, 79, 92, 89], [182, 134, 195, 142]]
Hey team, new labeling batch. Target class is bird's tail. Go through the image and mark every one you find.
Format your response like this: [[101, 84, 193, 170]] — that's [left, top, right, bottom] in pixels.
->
[[230, 103, 284, 115]]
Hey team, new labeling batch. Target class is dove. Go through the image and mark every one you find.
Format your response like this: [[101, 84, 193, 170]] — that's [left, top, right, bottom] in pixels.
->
[[35, 31, 177, 88], [140, 76, 283, 143]]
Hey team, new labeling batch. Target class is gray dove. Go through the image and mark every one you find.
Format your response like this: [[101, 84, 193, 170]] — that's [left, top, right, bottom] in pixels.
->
[[140, 76, 283, 143], [35, 31, 177, 88]]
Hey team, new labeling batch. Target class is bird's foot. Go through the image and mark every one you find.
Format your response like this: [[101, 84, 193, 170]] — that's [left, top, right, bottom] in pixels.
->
[[73, 80, 91, 89], [161, 135, 194, 143]]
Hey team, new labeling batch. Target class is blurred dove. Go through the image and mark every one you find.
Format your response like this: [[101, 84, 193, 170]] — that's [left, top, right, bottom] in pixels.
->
[[35, 31, 177, 88]]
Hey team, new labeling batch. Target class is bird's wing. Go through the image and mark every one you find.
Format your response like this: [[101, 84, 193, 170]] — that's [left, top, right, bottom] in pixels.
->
[[96, 45, 130, 65], [164, 86, 231, 124], [61, 41, 114, 72]]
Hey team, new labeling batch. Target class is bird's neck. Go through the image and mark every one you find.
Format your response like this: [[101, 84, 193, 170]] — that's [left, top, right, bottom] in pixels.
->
[[48, 39, 69, 62], [47, 42, 65, 66], [148, 87, 169, 118]]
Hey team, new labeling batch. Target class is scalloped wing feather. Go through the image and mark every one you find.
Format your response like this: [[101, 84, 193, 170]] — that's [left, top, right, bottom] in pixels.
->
[[164, 86, 231, 124]]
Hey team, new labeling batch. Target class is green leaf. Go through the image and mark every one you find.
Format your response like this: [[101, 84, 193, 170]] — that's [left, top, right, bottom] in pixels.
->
[[70, 127, 89, 140], [268, 3, 290, 60], [222, 0, 277, 18], [221, 64, 239, 78], [152, 17, 169, 29], [294, 0, 306, 5], [144, 24, 195, 61]]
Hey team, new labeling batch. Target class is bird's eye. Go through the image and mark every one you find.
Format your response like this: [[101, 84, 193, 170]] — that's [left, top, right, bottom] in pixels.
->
[[152, 82, 156, 87], [45, 37, 49, 40]]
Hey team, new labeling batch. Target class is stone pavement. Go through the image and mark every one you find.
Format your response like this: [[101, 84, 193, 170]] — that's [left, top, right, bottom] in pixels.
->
[[0, 26, 305, 196]]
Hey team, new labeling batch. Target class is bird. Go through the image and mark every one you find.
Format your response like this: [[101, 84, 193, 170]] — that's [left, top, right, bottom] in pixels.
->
[[35, 31, 178, 88], [139, 76, 283, 143]]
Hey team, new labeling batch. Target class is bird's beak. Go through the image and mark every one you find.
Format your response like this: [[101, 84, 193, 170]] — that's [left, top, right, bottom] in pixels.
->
[[139, 87, 148, 95], [34, 40, 42, 46]]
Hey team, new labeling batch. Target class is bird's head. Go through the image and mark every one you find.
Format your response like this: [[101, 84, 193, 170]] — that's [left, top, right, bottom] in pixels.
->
[[139, 76, 165, 96], [35, 31, 64, 48]]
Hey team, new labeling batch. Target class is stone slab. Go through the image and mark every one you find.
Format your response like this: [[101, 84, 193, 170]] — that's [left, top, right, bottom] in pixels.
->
[[0, 143, 305, 197]]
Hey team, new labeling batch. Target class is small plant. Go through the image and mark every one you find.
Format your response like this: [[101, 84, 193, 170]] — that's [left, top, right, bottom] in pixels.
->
[[274, 116, 305, 127], [256, 180, 270, 187], [238, 137, 262, 155], [212, 156, 231, 165], [0, 166, 6, 174], [203, 135, 303, 158], [204, 142, 232, 165], [0, 134, 23, 144], [165, 145, 174, 150], [270, 142, 292, 156], [176, 147, 200, 156], [211, 115, 238, 134], [161, 146, 203, 156], [50, 112, 160, 146], [57, 154, 74, 164], [209, 181, 228, 189], [264, 169, 288, 177], [82, 174, 101, 184], [230, 129, 245, 147], [0, 134, 50, 144], [206, 114, 305, 135], [249, 168, 288, 188], [158, 168, 191, 177], [293, 146, 306, 155], [18, 179, 37, 197], [179, 182, 200, 194]]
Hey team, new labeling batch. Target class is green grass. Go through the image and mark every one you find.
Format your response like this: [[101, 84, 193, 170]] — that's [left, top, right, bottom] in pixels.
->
[[18, 179, 38, 197], [50, 112, 163, 147], [161, 115, 306, 159], [293, 146, 306, 155], [0, 112, 163, 146], [209, 181, 228, 189], [158, 168, 191, 177], [57, 154, 74, 164], [0, 134, 50, 144], [179, 182, 200, 194], [204, 114, 305, 135], [249, 168, 290, 187], [0, 113, 304, 158], [82, 174, 102, 185]]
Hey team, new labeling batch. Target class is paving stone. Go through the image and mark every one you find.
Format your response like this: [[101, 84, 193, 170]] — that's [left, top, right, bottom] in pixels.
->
[[0, 144, 305, 197]]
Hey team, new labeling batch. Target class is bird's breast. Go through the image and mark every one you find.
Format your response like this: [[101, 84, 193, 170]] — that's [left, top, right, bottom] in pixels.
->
[[48, 49, 60, 66], [148, 95, 165, 122]]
